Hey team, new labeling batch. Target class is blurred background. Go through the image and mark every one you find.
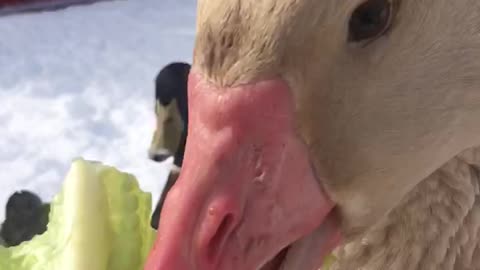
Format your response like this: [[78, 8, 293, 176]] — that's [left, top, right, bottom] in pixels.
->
[[0, 0, 196, 221]]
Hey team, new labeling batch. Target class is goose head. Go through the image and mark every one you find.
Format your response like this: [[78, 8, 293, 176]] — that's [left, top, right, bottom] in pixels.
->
[[145, 0, 480, 269], [148, 62, 190, 163]]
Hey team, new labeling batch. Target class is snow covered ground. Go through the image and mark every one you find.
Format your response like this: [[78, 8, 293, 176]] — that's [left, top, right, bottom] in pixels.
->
[[0, 0, 197, 220]]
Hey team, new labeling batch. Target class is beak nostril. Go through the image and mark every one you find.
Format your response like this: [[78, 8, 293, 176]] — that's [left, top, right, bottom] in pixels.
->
[[207, 213, 235, 265]]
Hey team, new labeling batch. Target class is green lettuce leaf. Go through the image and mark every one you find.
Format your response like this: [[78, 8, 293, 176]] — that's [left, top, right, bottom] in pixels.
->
[[321, 253, 338, 270], [0, 158, 155, 270]]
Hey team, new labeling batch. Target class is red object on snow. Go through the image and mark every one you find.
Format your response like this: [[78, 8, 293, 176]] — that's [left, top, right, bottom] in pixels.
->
[[0, 0, 115, 16]]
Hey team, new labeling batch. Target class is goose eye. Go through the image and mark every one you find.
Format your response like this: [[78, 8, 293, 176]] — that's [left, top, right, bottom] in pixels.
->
[[348, 0, 393, 43]]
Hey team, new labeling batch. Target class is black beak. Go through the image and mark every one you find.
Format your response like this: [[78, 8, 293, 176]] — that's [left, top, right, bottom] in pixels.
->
[[148, 149, 172, 163]]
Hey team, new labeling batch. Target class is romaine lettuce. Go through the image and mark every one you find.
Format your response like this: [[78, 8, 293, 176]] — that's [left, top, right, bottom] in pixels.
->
[[0, 158, 155, 270]]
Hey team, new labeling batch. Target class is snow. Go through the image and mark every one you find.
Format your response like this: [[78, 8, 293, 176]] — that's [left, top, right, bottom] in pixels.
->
[[0, 0, 197, 220]]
